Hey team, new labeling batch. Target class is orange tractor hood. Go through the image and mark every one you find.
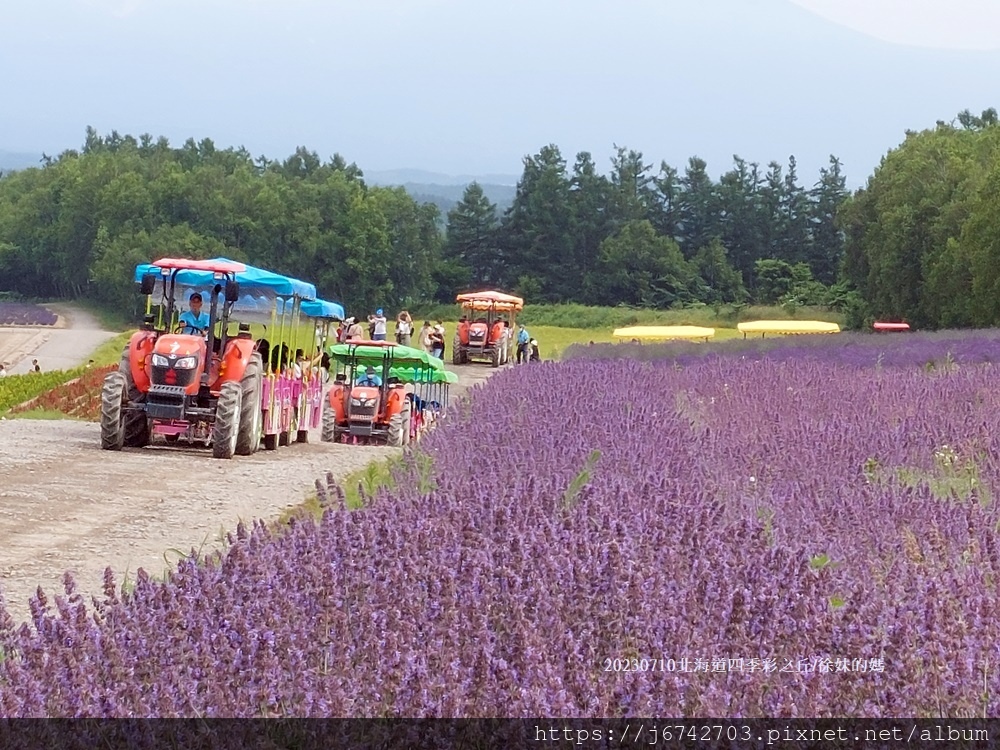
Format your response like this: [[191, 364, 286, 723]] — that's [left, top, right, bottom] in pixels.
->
[[154, 334, 206, 358]]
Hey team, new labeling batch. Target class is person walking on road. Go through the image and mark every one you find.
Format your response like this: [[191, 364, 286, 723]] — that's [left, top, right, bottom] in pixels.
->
[[430, 324, 445, 360], [419, 321, 433, 353], [346, 317, 365, 341], [435, 321, 447, 361], [395, 311, 413, 347], [369, 309, 388, 341], [516, 324, 530, 364]]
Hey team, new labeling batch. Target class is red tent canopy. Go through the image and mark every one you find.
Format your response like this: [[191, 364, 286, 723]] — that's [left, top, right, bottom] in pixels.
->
[[873, 321, 910, 331]]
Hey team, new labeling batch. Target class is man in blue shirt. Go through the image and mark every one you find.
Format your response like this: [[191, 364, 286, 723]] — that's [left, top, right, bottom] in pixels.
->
[[356, 365, 382, 387], [516, 324, 530, 364], [178, 292, 210, 335]]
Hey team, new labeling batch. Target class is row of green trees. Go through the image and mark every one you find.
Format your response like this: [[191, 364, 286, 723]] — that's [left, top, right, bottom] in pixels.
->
[[0, 127, 849, 317], [440, 146, 849, 309], [841, 108, 1000, 329], [0, 128, 441, 315]]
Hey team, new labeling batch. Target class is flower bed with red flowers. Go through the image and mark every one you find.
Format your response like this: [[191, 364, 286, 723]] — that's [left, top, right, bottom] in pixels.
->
[[9, 364, 117, 420]]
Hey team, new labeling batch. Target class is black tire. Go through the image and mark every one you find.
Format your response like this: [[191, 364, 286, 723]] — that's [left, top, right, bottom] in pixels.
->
[[387, 403, 409, 447], [296, 429, 309, 443], [100, 373, 126, 450], [278, 431, 290, 447], [263, 433, 278, 451], [321, 399, 337, 443], [212, 382, 242, 459], [491, 346, 501, 368], [119, 346, 149, 447], [452, 335, 462, 365], [401, 401, 411, 446], [164, 434, 179, 444], [235, 353, 263, 456]]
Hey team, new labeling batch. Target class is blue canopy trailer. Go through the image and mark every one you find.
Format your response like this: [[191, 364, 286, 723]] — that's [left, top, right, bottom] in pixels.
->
[[232, 294, 345, 444], [131, 257, 322, 452]]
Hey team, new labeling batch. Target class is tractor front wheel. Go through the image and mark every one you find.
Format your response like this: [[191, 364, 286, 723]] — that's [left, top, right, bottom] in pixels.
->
[[119, 346, 149, 447], [321, 399, 337, 443], [100, 373, 127, 450], [235, 353, 263, 456], [387, 401, 410, 447], [212, 382, 243, 459]]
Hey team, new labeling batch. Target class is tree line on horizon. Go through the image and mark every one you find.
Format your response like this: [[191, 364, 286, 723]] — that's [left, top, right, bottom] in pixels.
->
[[440, 145, 849, 313], [0, 127, 851, 320], [1, 113, 996, 329]]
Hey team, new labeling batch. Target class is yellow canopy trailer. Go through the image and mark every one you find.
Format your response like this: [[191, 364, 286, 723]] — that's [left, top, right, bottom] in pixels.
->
[[737, 320, 841, 339]]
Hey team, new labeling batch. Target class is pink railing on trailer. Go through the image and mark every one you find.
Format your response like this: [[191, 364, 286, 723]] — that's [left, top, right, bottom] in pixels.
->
[[301, 372, 323, 430]]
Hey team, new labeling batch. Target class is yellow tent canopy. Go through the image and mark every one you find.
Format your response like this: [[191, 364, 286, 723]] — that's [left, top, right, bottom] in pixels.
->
[[613, 325, 715, 341], [737, 320, 840, 338]]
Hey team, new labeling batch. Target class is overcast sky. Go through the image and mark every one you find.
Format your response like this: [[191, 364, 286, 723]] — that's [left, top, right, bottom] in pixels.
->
[[2, 0, 998, 186]]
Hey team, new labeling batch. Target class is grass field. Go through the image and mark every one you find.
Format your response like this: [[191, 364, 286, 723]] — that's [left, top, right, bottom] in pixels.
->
[[179, 320, 814, 363], [75, 302, 850, 376]]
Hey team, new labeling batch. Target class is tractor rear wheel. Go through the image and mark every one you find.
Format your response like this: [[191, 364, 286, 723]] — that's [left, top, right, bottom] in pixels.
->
[[119, 346, 149, 447], [321, 399, 337, 443], [387, 402, 410, 447], [235, 353, 263, 456], [100, 373, 126, 450], [452, 335, 462, 365], [401, 401, 412, 446], [212, 382, 243, 459], [491, 346, 501, 368]]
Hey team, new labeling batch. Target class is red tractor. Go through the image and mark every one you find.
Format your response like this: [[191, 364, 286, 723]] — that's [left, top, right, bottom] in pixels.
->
[[101, 258, 263, 459], [452, 290, 524, 367], [321, 341, 412, 447]]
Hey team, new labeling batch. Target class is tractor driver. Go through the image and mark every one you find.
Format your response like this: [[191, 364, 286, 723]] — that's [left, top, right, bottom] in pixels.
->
[[178, 292, 210, 336], [357, 365, 382, 387]]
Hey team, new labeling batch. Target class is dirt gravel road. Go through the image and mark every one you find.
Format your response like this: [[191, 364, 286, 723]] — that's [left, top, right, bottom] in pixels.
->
[[0, 359, 503, 624], [1, 304, 118, 374]]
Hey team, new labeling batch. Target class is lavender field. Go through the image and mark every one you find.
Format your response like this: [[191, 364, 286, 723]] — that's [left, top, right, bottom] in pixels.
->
[[0, 302, 57, 326], [3, 332, 1000, 717]]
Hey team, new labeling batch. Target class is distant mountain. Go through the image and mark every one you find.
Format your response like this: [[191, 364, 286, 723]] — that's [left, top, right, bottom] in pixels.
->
[[365, 168, 520, 187], [365, 171, 518, 221], [0, 150, 42, 172]]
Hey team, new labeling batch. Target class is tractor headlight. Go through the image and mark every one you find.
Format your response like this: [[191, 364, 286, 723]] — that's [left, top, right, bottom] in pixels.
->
[[152, 354, 169, 367], [174, 356, 197, 369], [351, 397, 363, 406]]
